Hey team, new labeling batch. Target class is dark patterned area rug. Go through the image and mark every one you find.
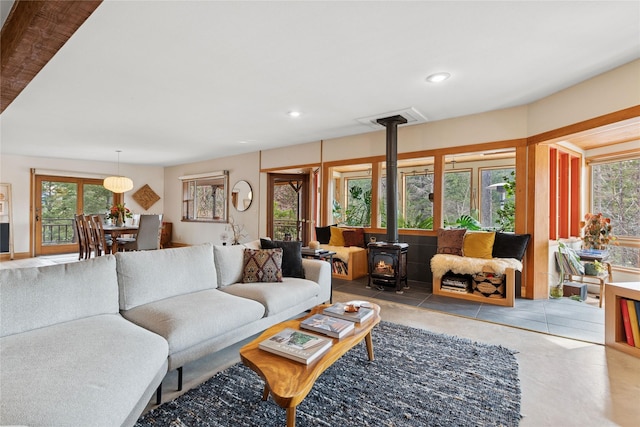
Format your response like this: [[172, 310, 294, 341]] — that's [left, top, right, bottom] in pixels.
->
[[136, 322, 521, 427]]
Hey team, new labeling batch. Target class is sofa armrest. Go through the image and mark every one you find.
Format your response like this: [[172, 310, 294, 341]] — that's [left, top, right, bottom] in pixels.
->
[[302, 258, 332, 302]]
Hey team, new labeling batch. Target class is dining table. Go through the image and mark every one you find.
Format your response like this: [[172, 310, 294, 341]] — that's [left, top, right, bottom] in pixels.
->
[[102, 224, 138, 254]]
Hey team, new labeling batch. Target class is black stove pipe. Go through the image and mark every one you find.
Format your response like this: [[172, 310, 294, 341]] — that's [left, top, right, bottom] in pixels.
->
[[376, 114, 407, 244]]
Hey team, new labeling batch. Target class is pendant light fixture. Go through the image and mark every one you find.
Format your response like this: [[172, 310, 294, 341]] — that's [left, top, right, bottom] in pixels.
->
[[103, 150, 133, 193]]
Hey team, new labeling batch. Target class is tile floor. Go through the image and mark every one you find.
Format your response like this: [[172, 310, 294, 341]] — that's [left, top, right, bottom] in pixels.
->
[[333, 277, 605, 344]]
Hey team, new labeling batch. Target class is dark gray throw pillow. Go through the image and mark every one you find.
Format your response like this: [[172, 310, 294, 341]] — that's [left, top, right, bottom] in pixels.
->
[[314, 225, 335, 244], [260, 238, 305, 278], [492, 233, 531, 260]]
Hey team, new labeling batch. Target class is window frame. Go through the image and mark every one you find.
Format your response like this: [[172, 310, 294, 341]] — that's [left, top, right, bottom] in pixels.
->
[[180, 171, 228, 223], [588, 154, 640, 271]]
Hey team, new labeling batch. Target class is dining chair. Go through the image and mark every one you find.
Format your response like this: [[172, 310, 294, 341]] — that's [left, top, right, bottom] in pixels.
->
[[83, 215, 101, 257], [92, 215, 113, 256], [73, 214, 88, 260], [117, 214, 162, 251]]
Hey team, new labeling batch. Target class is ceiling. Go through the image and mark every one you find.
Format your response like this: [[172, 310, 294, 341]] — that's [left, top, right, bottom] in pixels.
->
[[1, 1, 639, 167]]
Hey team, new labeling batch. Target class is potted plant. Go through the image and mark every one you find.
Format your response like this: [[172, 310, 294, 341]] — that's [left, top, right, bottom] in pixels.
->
[[551, 241, 581, 299], [582, 213, 615, 251], [584, 260, 605, 276]]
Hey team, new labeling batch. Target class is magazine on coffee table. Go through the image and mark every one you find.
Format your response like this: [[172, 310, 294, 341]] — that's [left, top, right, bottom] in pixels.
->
[[322, 302, 374, 323], [258, 328, 333, 364], [300, 313, 355, 338]]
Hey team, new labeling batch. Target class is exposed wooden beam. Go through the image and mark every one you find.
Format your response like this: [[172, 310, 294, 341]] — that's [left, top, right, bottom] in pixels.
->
[[0, 0, 102, 113]]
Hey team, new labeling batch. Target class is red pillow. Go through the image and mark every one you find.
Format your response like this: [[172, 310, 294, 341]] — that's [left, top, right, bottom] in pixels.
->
[[342, 228, 366, 247]]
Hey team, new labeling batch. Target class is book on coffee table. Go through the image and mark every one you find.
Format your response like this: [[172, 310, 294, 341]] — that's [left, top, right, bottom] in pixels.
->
[[301, 247, 329, 255], [322, 302, 374, 323], [300, 313, 355, 338], [258, 328, 333, 365]]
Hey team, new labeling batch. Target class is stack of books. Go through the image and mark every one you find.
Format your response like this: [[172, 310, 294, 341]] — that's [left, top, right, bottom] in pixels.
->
[[441, 275, 470, 293], [322, 302, 374, 324], [301, 247, 329, 256], [300, 313, 355, 338], [259, 328, 333, 365], [332, 259, 348, 275], [620, 297, 640, 349]]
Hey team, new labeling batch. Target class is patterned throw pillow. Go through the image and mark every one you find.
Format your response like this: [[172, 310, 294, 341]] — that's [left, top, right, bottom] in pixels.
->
[[242, 248, 283, 283], [436, 229, 466, 256]]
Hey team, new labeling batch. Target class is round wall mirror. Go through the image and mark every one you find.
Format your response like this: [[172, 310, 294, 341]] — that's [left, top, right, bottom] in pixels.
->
[[231, 180, 253, 212]]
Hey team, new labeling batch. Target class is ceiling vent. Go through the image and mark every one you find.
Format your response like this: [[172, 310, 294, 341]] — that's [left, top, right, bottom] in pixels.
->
[[356, 107, 428, 129]]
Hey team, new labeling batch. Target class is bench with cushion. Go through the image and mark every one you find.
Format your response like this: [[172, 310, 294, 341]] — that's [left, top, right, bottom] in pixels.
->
[[315, 225, 368, 280], [430, 229, 530, 307]]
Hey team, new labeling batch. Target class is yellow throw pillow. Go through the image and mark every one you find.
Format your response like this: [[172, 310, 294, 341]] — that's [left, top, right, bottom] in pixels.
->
[[463, 232, 496, 259], [328, 226, 346, 246]]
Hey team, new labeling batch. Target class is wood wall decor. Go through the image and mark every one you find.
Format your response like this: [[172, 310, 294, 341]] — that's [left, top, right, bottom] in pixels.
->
[[132, 184, 161, 211]]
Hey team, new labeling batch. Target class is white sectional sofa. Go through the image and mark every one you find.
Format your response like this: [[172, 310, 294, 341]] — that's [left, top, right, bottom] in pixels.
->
[[0, 242, 331, 426]]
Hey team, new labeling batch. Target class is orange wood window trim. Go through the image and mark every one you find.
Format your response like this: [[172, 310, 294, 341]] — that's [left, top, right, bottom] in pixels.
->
[[570, 156, 581, 237], [558, 152, 570, 238], [549, 148, 557, 239]]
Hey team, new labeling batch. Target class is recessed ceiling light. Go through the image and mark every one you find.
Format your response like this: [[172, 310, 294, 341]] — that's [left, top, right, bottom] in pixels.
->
[[426, 72, 451, 83], [238, 140, 249, 144], [288, 111, 301, 118]]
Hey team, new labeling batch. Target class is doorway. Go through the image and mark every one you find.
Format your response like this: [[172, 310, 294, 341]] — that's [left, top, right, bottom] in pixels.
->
[[267, 173, 311, 243], [34, 175, 116, 255]]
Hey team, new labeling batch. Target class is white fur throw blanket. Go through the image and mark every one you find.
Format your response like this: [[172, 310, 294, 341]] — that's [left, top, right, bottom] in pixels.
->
[[319, 244, 366, 263], [430, 254, 522, 278]]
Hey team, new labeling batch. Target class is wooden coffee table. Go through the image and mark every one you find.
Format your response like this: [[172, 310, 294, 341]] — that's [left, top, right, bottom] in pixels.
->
[[239, 303, 381, 427]]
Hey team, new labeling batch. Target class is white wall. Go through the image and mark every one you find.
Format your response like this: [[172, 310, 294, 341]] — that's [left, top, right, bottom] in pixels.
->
[[0, 154, 164, 255], [528, 59, 640, 135], [163, 151, 261, 246]]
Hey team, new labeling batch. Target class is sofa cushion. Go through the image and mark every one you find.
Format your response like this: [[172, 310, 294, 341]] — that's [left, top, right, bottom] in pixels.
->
[[0, 256, 119, 337], [328, 226, 346, 246], [260, 239, 304, 278], [492, 232, 531, 260], [243, 248, 283, 283], [463, 231, 496, 259], [436, 229, 466, 256], [315, 225, 335, 244], [116, 243, 217, 311], [0, 314, 168, 426], [214, 244, 246, 286], [221, 278, 320, 316], [121, 289, 265, 355], [342, 227, 366, 247]]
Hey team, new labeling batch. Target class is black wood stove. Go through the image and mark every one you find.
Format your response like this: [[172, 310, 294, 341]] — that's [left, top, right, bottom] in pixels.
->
[[367, 241, 409, 292], [366, 114, 410, 294]]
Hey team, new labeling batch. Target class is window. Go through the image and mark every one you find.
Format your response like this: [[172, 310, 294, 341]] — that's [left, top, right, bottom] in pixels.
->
[[181, 171, 228, 222], [443, 170, 472, 225], [345, 177, 372, 226], [480, 167, 515, 230], [323, 148, 517, 232], [591, 157, 640, 269], [401, 172, 434, 229]]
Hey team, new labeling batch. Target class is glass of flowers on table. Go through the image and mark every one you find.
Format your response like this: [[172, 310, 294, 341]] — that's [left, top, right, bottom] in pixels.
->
[[107, 203, 133, 226]]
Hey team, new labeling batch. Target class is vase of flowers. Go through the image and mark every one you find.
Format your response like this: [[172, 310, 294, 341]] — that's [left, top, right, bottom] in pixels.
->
[[107, 203, 132, 226], [582, 213, 615, 250]]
